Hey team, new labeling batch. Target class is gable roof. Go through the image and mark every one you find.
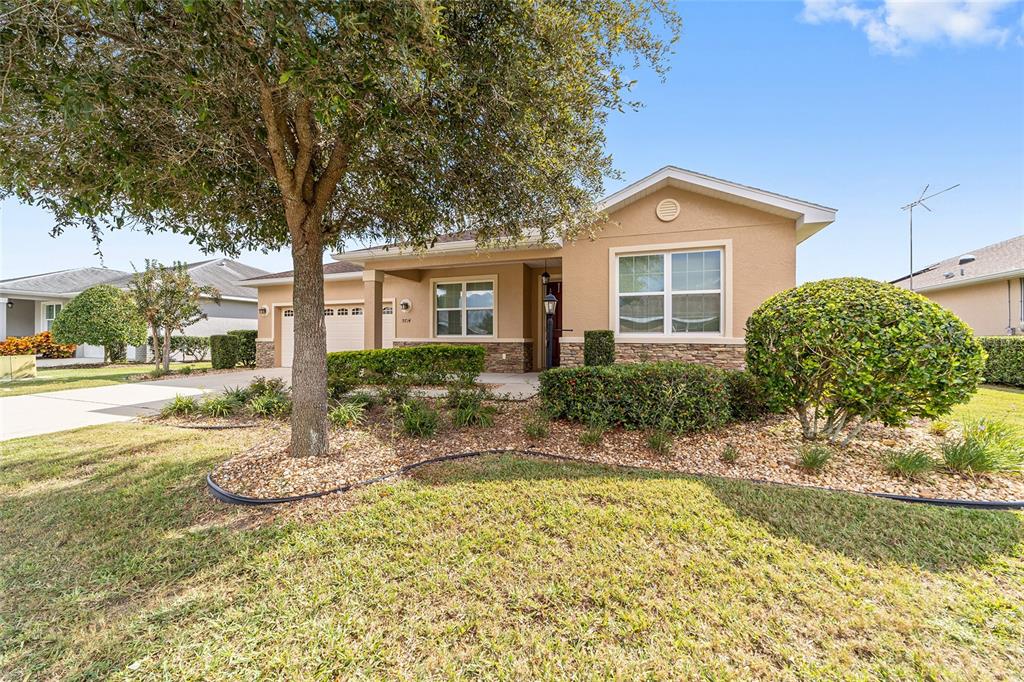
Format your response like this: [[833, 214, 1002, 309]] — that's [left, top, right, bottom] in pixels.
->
[[332, 166, 838, 264], [0, 267, 130, 297], [891, 234, 1024, 292], [238, 260, 363, 287], [1, 259, 271, 301], [103, 258, 271, 300]]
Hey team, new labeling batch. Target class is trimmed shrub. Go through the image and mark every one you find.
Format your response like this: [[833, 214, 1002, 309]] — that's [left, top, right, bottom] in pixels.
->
[[148, 335, 210, 362], [723, 370, 769, 422], [210, 334, 240, 369], [327, 344, 485, 387], [539, 362, 731, 433], [583, 330, 615, 366], [746, 278, 985, 443], [228, 329, 258, 367], [50, 285, 146, 362], [979, 336, 1023, 387]]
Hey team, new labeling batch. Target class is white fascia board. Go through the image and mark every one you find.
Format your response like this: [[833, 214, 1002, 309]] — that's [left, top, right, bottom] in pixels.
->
[[912, 268, 1024, 293], [238, 271, 363, 287], [598, 166, 837, 244], [333, 228, 562, 264]]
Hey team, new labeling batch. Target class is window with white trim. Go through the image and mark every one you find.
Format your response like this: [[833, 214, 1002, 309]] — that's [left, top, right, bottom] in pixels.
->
[[434, 280, 494, 336], [617, 249, 722, 334], [44, 303, 62, 331]]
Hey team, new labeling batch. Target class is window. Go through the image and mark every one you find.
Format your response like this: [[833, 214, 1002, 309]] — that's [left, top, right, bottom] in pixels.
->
[[351, 307, 363, 316], [44, 303, 62, 331], [324, 308, 334, 316], [337, 308, 349, 316], [617, 249, 721, 335], [382, 305, 394, 315], [434, 280, 494, 336], [283, 309, 293, 317]]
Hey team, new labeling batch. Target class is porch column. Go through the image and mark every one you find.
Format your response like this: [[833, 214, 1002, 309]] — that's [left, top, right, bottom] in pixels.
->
[[362, 270, 384, 349], [0, 298, 7, 340]]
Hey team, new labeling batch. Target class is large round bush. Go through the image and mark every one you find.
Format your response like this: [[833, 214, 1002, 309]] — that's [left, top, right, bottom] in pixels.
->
[[745, 277, 985, 442]]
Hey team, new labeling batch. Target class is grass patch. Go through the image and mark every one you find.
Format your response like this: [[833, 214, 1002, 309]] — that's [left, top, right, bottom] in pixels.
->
[[0, 362, 211, 397], [952, 385, 1024, 430], [1, 424, 1023, 679]]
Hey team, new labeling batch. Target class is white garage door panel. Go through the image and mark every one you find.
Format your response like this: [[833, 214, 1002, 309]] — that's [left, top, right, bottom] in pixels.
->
[[280, 303, 394, 367]]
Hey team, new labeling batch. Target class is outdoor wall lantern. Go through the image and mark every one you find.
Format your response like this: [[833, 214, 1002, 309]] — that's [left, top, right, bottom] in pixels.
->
[[541, 270, 550, 286], [258, 306, 268, 316], [399, 298, 413, 312], [5, 300, 12, 310], [544, 293, 558, 369]]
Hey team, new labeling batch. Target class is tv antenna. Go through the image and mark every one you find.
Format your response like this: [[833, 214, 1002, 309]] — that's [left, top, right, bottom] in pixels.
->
[[901, 183, 959, 290]]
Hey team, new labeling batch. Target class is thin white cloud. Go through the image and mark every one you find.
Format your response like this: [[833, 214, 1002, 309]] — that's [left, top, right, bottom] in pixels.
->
[[801, 0, 1021, 54]]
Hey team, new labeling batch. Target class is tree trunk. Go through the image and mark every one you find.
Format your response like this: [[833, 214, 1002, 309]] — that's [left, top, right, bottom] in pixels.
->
[[150, 324, 161, 369], [162, 329, 172, 372], [289, 225, 329, 457]]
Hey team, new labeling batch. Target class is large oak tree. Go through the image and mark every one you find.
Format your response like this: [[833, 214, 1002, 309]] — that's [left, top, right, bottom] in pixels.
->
[[1, 1, 680, 457]]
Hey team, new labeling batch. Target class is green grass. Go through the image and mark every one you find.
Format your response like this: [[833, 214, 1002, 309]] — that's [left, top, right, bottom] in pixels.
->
[[0, 362, 211, 397], [2, 424, 1022, 679], [952, 385, 1024, 430]]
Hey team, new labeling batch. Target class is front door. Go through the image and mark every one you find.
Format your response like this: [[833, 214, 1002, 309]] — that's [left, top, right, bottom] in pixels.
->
[[543, 281, 562, 367]]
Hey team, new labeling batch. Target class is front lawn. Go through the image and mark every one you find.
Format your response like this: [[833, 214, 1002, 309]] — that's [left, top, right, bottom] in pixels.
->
[[0, 362, 211, 397], [2, 424, 1022, 679], [952, 384, 1024, 429]]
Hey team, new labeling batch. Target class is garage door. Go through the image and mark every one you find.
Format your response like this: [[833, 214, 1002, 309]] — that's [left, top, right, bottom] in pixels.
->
[[280, 303, 395, 367]]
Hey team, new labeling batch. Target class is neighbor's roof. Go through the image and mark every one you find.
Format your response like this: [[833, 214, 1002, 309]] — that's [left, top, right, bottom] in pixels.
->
[[333, 166, 838, 265], [104, 258, 271, 300], [0, 267, 130, 297], [238, 260, 363, 287], [891, 234, 1024, 292]]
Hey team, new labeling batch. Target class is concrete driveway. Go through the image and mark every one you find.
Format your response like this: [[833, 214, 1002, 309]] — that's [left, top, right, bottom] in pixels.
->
[[0, 368, 290, 442]]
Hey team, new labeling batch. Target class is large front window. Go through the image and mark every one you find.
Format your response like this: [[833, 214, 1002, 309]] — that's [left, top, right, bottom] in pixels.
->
[[617, 250, 721, 334], [434, 280, 494, 336]]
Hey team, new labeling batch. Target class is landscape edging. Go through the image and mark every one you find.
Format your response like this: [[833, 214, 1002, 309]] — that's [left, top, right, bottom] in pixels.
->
[[205, 449, 1024, 510]]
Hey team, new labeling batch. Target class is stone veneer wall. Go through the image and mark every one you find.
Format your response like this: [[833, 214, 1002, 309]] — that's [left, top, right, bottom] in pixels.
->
[[560, 341, 745, 370], [255, 340, 275, 368], [393, 340, 533, 373]]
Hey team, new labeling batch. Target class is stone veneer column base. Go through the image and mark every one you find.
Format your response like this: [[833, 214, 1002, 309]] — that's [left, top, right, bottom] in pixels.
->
[[255, 340, 275, 368], [559, 341, 745, 370], [392, 341, 534, 373]]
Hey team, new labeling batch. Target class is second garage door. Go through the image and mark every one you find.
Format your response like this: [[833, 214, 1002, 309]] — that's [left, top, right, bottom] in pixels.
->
[[280, 303, 395, 367]]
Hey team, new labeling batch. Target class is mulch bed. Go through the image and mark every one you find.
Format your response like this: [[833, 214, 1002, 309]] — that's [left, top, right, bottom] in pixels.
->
[[200, 399, 1024, 504]]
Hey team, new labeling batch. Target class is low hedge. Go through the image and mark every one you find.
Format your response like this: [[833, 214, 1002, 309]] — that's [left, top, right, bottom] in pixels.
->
[[210, 334, 240, 369], [583, 330, 615, 366], [228, 329, 258, 367], [327, 344, 486, 387], [0, 331, 76, 358], [540, 362, 732, 433], [723, 369, 770, 421], [980, 336, 1023, 387], [148, 335, 210, 362]]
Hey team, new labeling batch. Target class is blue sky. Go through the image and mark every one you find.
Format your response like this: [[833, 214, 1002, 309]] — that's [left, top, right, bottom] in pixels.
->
[[1, 0, 1022, 283]]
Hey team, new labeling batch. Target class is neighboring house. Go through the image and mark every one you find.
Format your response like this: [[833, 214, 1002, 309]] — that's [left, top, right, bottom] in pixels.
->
[[0, 258, 270, 359], [243, 166, 836, 372], [891, 235, 1024, 336]]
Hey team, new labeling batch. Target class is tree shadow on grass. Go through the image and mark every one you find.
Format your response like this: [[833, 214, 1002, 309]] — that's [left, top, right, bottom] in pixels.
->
[[409, 452, 1024, 573]]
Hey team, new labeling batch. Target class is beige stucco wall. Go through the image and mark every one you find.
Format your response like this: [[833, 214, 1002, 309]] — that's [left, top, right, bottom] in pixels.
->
[[919, 278, 1022, 336], [253, 186, 800, 367], [560, 186, 796, 341]]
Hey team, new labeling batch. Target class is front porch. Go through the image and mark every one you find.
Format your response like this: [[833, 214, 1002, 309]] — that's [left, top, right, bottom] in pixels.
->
[[356, 252, 564, 373]]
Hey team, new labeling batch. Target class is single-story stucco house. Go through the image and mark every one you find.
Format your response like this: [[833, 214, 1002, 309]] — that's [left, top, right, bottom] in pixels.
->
[[242, 166, 837, 372], [892, 235, 1023, 336], [0, 258, 270, 359]]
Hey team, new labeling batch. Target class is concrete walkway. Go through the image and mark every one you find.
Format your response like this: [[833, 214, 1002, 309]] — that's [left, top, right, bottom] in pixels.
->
[[0, 367, 536, 442]]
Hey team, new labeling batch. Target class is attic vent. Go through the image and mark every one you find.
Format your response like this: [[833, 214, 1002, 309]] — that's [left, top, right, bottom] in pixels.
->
[[656, 198, 680, 222]]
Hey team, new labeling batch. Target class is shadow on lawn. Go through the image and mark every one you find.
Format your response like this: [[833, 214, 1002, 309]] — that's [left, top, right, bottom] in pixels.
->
[[411, 453, 1024, 573]]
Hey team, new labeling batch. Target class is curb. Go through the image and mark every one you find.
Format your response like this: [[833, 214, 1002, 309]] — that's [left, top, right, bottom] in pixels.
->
[[206, 449, 1024, 510]]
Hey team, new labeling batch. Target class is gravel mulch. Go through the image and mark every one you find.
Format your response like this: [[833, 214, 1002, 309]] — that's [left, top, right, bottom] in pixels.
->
[[203, 399, 1024, 503]]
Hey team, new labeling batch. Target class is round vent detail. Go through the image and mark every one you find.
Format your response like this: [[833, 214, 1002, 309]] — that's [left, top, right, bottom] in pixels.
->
[[656, 198, 680, 222]]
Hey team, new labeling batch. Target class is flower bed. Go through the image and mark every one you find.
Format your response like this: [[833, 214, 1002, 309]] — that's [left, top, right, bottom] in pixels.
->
[[203, 398, 1024, 503]]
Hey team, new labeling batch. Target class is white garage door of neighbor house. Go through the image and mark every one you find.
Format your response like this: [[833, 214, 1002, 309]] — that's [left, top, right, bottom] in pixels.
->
[[280, 303, 395, 367]]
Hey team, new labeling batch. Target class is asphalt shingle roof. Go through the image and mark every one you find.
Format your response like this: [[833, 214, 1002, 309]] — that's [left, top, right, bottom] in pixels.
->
[[103, 259, 271, 300], [0, 267, 130, 296], [891, 235, 1024, 289], [239, 260, 363, 282]]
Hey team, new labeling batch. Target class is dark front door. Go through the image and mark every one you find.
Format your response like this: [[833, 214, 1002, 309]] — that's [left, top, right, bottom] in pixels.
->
[[544, 281, 563, 367]]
